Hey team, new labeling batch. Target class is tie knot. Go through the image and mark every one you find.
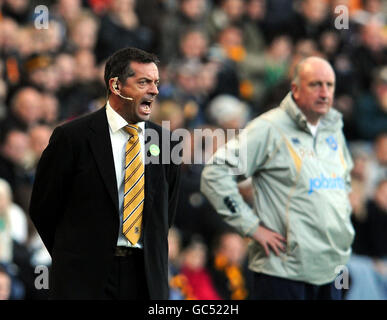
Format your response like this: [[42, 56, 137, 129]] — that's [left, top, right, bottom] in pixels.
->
[[124, 124, 140, 136]]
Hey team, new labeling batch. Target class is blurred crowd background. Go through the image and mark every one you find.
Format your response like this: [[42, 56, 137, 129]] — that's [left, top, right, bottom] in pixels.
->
[[0, 0, 386, 300]]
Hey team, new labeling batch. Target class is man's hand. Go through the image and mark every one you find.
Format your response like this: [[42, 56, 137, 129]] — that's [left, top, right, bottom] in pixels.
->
[[252, 225, 286, 256]]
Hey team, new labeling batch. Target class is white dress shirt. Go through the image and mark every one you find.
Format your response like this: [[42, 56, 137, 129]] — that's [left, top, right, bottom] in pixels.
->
[[106, 101, 145, 248]]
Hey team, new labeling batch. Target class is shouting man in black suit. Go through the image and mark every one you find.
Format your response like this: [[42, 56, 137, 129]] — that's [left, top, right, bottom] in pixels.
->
[[29, 47, 181, 300]]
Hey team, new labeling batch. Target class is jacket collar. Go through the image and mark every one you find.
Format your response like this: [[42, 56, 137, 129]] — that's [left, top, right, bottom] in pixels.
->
[[280, 92, 343, 132]]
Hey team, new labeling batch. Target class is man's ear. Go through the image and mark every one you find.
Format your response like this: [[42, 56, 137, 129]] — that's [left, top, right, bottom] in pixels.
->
[[109, 77, 118, 94], [291, 81, 298, 100]]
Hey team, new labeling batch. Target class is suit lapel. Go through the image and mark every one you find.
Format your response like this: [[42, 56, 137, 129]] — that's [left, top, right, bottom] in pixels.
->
[[88, 107, 119, 213]]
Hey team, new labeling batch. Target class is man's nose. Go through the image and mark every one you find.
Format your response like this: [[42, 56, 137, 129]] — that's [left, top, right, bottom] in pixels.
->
[[320, 83, 330, 97], [149, 82, 159, 95]]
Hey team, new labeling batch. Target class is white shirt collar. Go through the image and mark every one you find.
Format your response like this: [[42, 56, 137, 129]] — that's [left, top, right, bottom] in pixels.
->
[[307, 121, 319, 136], [106, 100, 145, 134]]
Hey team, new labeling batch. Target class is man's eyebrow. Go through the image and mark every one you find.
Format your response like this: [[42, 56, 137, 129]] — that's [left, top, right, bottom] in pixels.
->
[[308, 80, 335, 85], [138, 77, 160, 82]]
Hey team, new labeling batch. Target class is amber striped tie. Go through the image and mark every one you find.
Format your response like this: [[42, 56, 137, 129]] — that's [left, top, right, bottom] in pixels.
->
[[123, 124, 144, 245]]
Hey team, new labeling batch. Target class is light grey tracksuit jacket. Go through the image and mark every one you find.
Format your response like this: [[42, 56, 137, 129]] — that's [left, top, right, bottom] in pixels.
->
[[201, 93, 354, 285]]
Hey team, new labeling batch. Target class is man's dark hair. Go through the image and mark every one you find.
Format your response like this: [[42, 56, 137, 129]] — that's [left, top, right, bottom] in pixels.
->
[[104, 47, 159, 95]]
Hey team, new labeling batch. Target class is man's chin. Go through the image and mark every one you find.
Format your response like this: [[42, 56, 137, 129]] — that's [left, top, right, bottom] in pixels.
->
[[314, 104, 330, 115], [137, 114, 151, 122]]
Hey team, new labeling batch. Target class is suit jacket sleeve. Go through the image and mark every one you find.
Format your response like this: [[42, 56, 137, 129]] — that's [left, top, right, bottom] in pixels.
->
[[29, 126, 74, 254]]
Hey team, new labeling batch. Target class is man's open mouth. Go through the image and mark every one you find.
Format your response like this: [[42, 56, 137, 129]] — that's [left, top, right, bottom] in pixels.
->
[[139, 100, 152, 115]]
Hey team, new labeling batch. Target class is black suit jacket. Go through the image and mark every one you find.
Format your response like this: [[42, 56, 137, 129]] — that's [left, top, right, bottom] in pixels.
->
[[29, 107, 181, 299]]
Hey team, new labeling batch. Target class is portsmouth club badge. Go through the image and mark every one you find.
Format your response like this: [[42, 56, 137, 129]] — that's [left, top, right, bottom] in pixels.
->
[[325, 136, 338, 151]]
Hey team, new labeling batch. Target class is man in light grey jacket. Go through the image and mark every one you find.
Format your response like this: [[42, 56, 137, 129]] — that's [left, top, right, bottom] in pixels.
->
[[201, 57, 354, 300]]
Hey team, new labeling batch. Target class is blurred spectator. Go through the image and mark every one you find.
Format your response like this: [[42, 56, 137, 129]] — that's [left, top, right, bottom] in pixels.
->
[[168, 227, 183, 276], [55, 53, 76, 89], [0, 17, 22, 89], [40, 92, 59, 126], [0, 129, 30, 184], [23, 54, 60, 93], [214, 24, 264, 104], [0, 179, 28, 300], [167, 60, 203, 127], [361, 179, 387, 257], [349, 176, 368, 220], [293, 38, 321, 59], [0, 181, 14, 264], [196, 61, 219, 102], [0, 265, 11, 300], [355, 66, 387, 140], [0, 63, 7, 120], [208, 0, 266, 54], [352, 0, 386, 26], [33, 20, 65, 55], [207, 231, 252, 300], [0, 129, 33, 212], [2, 0, 31, 25], [258, 36, 296, 115], [350, 142, 371, 183], [68, 12, 99, 52], [56, 50, 101, 120], [323, 9, 359, 139], [162, 28, 211, 118], [328, 0, 359, 47], [334, 94, 358, 141], [178, 27, 209, 63], [263, 0, 294, 35], [352, 21, 387, 93], [16, 26, 37, 60], [262, 35, 292, 104], [1, 87, 43, 137], [207, 94, 250, 130], [74, 49, 98, 82], [86, 0, 113, 15], [245, 0, 269, 42], [164, 27, 210, 96], [287, 0, 333, 43], [95, 0, 154, 62], [363, 134, 387, 198], [0, 17, 20, 56], [25, 125, 53, 171], [346, 254, 387, 300], [206, 0, 246, 42], [173, 127, 231, 247], [207, 0, 241, 40], [0, 126, 53, 301], [52, 0, 85, 31], [180, 238, 221, 300], [152, 99, 185, 131], [175, 160, 231, 248], [0, 178, 28, 248], [160, 0, 209, 64], [347, 179, 387, 300], [319, 30, 342, 61], [168, 227, 186, 300], [134, 0, 166, 47], [15, 126, 52, 299]]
